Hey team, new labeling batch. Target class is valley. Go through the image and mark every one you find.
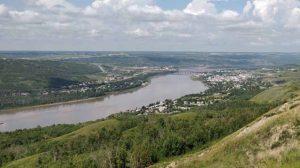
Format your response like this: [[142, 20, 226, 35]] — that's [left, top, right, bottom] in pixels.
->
[[0, 52, 300, 168]]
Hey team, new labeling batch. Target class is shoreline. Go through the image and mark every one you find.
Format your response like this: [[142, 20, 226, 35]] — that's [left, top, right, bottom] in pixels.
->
[[0, 81, 151, 114], [0, 72, 177, 114], [0, 72, 208, 132]]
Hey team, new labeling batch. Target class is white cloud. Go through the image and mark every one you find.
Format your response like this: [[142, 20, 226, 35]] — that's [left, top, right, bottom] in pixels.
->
[[183, 0, 217, 16], [33, 0, 79, 12], [246, 0, 300, 23], [0, 0, 300, 51], [127, 28, 151, 37], [9, 10, 40, 23], [220, 10, 239, 21], [83, 0, 154, 15], [0, 4, 8, 16], [128, 5, 163, 15], [286, 7, 300, 29], [243, 1, 253, 15]]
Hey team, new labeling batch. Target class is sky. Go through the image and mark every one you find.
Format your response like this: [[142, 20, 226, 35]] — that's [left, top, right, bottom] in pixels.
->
[[0, 0, 300, 52]]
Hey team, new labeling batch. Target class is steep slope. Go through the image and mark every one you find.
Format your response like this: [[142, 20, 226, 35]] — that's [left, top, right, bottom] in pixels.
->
[[153, 97, 300, 168]]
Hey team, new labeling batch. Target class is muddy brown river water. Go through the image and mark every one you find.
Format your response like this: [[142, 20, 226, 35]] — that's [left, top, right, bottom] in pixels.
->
[[0, 74, 207, 132]]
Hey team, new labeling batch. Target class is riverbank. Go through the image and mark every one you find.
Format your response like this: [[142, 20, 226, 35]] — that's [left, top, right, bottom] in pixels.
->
[[0, 71, 175, 114], [0, 81, 151, 114]]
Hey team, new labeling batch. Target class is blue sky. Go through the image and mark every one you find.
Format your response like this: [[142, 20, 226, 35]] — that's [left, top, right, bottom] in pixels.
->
[[1, 0, 247, 12], [155, 0, 192, 9], [213, 0, 248, 12], [156, 0, 247, 12]]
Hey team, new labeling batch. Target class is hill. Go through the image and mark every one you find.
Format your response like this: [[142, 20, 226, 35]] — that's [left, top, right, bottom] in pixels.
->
[[153, 96, 300, 168], [0, 59, 101, 91]]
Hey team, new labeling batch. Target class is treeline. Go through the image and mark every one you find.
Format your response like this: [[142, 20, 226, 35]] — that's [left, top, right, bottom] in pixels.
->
[[0, 100, 278, 167]]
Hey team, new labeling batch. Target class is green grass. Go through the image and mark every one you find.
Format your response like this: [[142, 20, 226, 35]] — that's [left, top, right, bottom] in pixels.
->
[[3, 154, 39, 168], [86, 73, 105, 81], [49, 119, 119, 142], [171, 112, 198, 120], [251, 85, 299, 104]]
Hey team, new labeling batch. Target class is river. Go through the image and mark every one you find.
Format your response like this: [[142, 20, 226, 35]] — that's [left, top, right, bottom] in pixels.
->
[[0, 74, 207, 132]]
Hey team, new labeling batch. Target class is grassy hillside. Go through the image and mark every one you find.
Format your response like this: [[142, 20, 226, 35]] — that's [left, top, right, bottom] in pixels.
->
[[251, 85, 299, 104], [252, 67, 300, 104], [0, 59, 101, 91], [153, 97, 300, 168]]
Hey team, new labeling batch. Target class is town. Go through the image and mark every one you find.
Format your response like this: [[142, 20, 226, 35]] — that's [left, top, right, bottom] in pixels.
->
[[128, 69, 272, 115]]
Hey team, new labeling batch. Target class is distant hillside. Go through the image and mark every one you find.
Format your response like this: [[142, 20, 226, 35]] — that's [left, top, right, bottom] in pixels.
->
[[0, 59, 100, 91], [153, 96, 300, 168], [1, 52, 300, 68]]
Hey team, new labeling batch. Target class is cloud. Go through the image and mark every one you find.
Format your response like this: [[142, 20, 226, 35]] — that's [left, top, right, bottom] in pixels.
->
[[0, 0, 300, 51], [245, 0, 300, 23], [9, 10, 40, 23], [127, 28, 151, 37], [83, 0, 154, 16], [243, 1, 253, 15], [30, 0, 79, 13], [220, 10, 240, 21], [0, 4, 8, 16], [183, 0, 217, 16], [286, 7, 300, 29]]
